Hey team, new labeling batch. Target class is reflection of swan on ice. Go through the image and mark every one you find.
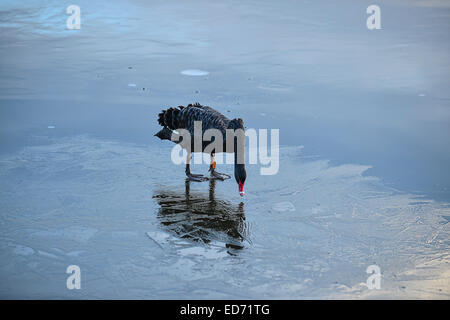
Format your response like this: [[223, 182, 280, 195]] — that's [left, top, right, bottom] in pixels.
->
[[152, 179, 250, 250]]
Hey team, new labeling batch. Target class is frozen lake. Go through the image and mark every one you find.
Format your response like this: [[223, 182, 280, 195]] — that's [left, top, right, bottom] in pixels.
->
[[0, 0, 449, 298]]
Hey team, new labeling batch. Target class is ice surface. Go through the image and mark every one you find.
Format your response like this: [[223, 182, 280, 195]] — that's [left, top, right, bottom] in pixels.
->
[[180, 70, 210, 76], [0, 0, 449, 299], [0, 136, 448, 299], [272, 202, 296, 212]]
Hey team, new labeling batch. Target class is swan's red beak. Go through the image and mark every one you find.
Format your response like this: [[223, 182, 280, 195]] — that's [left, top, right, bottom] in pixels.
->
[[239, 182, 245, 196]]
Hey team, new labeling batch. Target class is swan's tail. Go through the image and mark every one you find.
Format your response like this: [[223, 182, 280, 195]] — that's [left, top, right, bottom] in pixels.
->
[[157, 106, 184, 130]]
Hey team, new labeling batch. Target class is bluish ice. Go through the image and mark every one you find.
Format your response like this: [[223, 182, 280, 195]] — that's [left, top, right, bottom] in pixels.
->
[[0, 0, 449, 299]]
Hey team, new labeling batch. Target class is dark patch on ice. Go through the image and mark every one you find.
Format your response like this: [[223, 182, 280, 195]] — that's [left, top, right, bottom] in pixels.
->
[[408, 201, 430, 206], [153, 179, 249, 250]]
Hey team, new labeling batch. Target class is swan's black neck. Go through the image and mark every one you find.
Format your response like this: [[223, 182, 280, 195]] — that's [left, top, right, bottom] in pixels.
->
[[233, 136, 246, 185], [227, 118, 247, 186]]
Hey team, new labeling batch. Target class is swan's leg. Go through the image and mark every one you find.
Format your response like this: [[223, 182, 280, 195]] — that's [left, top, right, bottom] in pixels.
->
[[209, 152, 231, 180], [185, 152, 208, 182]]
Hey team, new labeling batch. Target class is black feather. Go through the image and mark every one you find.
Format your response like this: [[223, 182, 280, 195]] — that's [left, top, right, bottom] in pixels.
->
[[157, 103, 232, 133], [155, 102, 247, 187]]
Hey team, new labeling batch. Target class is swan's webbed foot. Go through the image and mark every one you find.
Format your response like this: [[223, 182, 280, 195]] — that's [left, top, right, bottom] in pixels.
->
[[209, 167, 231, 181], [185, 156, 209, 181], [186, 170, 209, 182]]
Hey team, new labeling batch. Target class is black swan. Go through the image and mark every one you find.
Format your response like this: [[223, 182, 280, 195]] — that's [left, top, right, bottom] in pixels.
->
[[155, 103, 247, 196]]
